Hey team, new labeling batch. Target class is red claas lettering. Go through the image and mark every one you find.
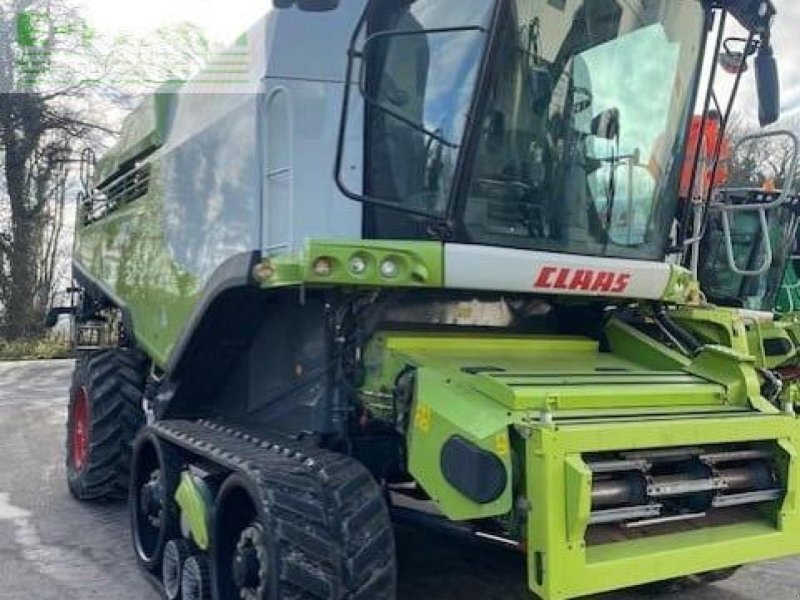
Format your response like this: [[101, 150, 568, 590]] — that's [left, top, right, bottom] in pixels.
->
[[534, 267, 632, 294]]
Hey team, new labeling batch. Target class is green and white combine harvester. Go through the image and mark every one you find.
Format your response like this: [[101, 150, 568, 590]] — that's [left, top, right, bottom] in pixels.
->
[[55, 0, 800, 598]]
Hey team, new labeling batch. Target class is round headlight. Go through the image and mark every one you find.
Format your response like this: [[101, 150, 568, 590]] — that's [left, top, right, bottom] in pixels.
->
[[313, 257, 333, 277], [380, 259, 399, 279], [349, 256, 368, 276]]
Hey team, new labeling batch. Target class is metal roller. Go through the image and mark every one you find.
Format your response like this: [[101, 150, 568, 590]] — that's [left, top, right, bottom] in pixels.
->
[[588, 449, 782, 526]]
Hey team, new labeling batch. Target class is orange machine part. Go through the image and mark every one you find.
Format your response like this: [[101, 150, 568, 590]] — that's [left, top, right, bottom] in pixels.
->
[[680, 115, 732, 200]]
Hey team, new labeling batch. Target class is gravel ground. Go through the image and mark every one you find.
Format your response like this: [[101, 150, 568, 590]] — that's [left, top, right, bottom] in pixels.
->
[[1, 360, 800, 599]]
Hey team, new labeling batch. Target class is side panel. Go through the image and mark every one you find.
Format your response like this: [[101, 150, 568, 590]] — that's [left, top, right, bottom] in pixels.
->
[[264, 87, 294, 254], [76, 88, 264, 366], [75, 7, 366, 369], [444, 244, 673, 299], [263, 77, 362, 251], [75, 166, 200, 366], [161, 93, 262, 282], [180, 296, 335, 434]]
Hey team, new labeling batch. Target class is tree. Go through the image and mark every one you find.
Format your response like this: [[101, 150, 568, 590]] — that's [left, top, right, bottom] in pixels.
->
[[725, 112, 800, 191], [0, 0, 101, 338], [0, 0, 211, 339]]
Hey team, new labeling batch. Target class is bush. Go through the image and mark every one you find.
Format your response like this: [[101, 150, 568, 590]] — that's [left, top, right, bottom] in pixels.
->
[[0, 338, 72, 361]]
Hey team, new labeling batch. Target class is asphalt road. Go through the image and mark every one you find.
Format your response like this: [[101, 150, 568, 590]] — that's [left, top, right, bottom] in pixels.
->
[[2, 360, 800, 599]]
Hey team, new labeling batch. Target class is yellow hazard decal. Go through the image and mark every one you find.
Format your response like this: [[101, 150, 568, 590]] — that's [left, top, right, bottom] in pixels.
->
[[495, 433, 510, 457], [414, 404, 433, 434]]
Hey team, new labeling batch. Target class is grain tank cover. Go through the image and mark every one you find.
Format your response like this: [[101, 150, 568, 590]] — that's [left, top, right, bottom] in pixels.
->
[[95, 88, 177, 186]]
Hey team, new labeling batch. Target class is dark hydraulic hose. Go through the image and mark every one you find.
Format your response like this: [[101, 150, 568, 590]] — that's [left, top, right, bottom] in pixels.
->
[[653, 302, 703, 356]]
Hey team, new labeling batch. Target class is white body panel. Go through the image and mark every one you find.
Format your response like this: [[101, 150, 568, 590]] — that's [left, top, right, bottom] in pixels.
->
[[445, 244, 672, 300], [736, 309, 776, 325], [152, 4, 367, 280]]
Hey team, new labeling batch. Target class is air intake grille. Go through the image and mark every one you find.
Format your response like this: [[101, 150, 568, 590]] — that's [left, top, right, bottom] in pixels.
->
[[85, 164, 151, 224]]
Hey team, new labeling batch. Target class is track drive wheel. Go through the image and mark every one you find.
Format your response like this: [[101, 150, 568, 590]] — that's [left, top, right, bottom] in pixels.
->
[[215, 454, 396, 599], [66, 348, 148, 501], [130, 429, 182, 572]]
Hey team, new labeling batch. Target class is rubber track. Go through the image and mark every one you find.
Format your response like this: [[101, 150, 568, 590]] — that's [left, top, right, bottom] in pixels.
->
[[152, 419, 396, 599]]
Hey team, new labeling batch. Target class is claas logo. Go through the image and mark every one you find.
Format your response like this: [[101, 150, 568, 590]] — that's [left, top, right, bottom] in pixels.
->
[[534, 267, 632, 294]]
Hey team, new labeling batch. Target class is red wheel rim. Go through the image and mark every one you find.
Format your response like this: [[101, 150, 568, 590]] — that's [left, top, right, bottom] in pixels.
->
[[72, 386, 90, 470]]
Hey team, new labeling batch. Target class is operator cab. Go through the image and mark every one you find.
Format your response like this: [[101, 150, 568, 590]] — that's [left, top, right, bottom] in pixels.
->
[[339, 0, 707, 262]]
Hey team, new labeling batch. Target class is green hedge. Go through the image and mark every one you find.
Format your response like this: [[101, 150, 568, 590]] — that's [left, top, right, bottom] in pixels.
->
[[0, 338, 72, 361]]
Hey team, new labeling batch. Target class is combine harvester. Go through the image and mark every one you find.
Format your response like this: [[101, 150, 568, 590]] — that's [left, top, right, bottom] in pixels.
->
[[57, 0, 800, 598]]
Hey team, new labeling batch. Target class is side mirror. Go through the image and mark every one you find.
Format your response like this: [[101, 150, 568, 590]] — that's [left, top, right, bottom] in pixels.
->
[[591, 107, 620, 140], [718, 50, 749, 75], [755, 43, 780, 126], [273, 0, 339, 11]]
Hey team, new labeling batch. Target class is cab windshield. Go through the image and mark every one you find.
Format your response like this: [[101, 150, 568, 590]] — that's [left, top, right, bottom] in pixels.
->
[[462, 0, 706, 260], [363, 0, 706, 260]]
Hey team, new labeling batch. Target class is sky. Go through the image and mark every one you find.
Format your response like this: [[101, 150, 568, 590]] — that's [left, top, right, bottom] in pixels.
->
[[76, 0, 267, 46], [770, 1, 800, 119], [74, 0, 800, 124], [723, 0, 800, 124]]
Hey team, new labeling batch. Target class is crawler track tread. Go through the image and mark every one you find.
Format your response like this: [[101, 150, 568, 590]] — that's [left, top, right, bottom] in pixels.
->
[[152, 419, 396, 599]]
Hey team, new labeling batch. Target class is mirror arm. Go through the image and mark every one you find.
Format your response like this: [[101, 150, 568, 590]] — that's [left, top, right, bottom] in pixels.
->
[[717, 0, 777, 35]]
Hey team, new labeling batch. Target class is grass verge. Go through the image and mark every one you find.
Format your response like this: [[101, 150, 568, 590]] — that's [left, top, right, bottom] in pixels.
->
[[0, 338, 72, 361]]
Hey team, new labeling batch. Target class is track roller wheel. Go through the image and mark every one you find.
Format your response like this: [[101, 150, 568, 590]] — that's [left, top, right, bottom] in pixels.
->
[[163, 539, 191, 600], [182, 555, 211, 600], [214, 454, 396, 600], [66, 349, 147, 501], [130, 429, 182, 572]]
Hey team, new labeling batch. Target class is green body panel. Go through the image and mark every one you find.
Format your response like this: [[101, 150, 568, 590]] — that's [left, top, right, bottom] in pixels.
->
[[76, 176, 444, 366], [525, 416, 800, 599], [257, 240, 444, 289], [407, 367, 513, 520], [378, 332, 731, 413], [95, 91, 176, 184], [604, 318, 689, 370], [362, 320, 800, 599], [75, 163, 202, 367], [174, 471, 212, 550]]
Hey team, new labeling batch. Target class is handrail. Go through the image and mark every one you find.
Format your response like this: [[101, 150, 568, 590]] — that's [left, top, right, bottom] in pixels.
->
[[708, 130, 800, 277]]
